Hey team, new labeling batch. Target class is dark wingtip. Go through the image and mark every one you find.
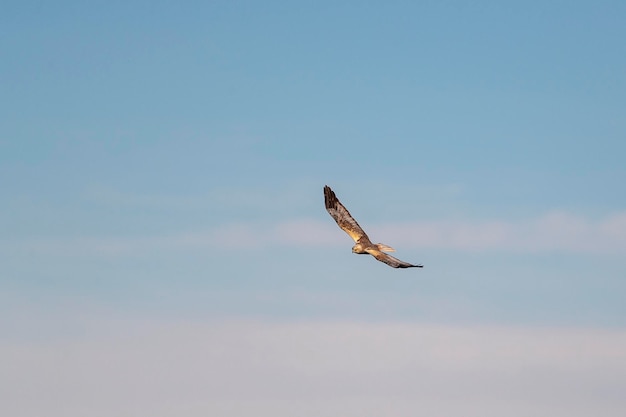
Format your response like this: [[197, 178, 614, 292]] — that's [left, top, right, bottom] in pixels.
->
[[402, 264, 424, 269], [324, 185, 336, 209]]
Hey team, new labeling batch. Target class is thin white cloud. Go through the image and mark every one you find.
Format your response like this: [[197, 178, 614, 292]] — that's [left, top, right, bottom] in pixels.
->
[[277, 211, 626, 254], [3, 211, 626, 257], [2, 318, 626, 417], [379, 211, 626, 253]]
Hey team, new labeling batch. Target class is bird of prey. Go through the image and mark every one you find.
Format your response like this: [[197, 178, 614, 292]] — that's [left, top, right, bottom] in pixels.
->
[[324, 185, 423, 269]]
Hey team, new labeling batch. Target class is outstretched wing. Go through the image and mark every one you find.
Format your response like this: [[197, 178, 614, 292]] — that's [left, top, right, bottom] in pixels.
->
[[324, 185, 371, 244], [365, 248, 424, 269]]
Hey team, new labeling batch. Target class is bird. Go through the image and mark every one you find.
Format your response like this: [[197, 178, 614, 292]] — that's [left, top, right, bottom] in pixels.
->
[[324, 185, 423, 269]]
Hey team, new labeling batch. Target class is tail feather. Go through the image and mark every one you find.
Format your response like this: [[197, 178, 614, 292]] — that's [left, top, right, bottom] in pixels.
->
[[375, 243, 396, 252]]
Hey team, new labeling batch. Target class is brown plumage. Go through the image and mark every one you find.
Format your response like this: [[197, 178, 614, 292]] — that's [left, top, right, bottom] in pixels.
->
[[324, 185, 423, 269]]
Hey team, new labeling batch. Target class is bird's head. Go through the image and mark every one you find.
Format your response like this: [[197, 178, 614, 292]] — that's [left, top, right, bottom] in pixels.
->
[[352, 243, 365, 254]]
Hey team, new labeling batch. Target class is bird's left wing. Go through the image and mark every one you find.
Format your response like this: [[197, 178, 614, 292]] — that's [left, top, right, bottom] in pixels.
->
[[324, 185, 370, 244]]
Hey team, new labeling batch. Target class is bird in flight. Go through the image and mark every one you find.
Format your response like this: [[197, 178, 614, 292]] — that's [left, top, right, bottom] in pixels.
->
[[324, 185, 423, 269]]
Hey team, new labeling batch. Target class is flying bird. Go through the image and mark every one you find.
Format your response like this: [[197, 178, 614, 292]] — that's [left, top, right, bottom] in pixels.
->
[[324, 185, 423, 269]]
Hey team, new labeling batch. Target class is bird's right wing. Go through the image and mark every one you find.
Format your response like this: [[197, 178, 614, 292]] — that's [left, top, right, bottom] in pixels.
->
[[365, 248, 423, 269]]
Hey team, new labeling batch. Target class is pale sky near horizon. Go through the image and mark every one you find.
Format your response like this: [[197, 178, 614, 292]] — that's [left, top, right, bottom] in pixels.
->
[[2, 1, 626, 416]]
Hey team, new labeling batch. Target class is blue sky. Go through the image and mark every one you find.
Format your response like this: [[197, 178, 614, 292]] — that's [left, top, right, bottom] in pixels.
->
[[2, 1, 626, 415]]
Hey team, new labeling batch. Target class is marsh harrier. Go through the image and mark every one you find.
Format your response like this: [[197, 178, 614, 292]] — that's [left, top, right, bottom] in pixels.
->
[[324, 185, 423, 269]]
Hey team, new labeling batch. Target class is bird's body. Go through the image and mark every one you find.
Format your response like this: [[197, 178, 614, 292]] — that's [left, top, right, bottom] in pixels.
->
[[324, 185, 423, 269]]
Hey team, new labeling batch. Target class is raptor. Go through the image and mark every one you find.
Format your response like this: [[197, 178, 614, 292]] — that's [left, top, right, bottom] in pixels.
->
[[324, 185, 423, 269]]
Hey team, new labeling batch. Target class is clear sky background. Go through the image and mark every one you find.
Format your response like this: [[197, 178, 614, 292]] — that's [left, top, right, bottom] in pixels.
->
[[2, 1, 626, 416]]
